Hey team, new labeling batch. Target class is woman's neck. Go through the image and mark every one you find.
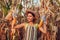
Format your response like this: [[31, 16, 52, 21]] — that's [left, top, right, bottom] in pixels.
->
[[28, 22, 34, 26]]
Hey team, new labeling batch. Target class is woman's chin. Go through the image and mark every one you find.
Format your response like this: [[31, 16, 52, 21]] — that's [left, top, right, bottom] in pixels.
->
[[28, 21, 32, 22]]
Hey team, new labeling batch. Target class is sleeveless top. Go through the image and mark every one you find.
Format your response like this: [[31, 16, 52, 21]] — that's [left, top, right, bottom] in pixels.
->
[[24, 23, 38, 40]]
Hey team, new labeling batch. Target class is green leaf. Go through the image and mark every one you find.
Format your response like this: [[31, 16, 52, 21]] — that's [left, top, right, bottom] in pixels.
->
[[2, 7, 8, 17]]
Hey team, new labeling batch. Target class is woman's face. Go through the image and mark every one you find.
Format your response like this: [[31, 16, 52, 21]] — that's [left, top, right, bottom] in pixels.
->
[[27, 13, 34, 22]]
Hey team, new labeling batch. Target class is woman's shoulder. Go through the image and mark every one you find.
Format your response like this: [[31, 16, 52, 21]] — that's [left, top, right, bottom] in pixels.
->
[[23, 22, 28, 27], [34, 23, 38, 29], [34, 23, 38, 26]]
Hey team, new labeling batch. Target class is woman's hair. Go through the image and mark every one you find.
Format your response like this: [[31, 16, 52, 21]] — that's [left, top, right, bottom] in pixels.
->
[[25, 10, 36, 23], [26, 11, 35, 17]]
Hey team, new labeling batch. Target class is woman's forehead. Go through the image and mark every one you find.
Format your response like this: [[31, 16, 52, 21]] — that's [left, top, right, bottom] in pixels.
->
[[27, 13, 34, 17]]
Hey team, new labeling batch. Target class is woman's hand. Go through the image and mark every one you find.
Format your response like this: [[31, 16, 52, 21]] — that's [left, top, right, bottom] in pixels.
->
[[14, 23, 25, 29]]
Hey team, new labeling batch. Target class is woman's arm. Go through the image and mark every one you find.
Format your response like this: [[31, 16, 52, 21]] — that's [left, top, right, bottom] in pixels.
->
[[38, 24, 47, 34], [14, 23, 25, 29], [38, 19, 47, 34]]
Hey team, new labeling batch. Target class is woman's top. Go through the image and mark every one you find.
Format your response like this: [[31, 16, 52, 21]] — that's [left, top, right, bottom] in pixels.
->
[[24, 23, 38, 40]]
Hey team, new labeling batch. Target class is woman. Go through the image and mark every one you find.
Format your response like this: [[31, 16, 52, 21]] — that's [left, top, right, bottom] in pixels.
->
[[14, 10, 46, 40]]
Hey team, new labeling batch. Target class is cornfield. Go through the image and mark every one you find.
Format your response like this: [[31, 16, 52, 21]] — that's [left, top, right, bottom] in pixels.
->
[[0, 0, 60, 40]]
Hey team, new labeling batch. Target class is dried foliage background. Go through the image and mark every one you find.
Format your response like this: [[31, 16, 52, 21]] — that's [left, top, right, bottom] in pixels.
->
[[0, 0, 60, 40]]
